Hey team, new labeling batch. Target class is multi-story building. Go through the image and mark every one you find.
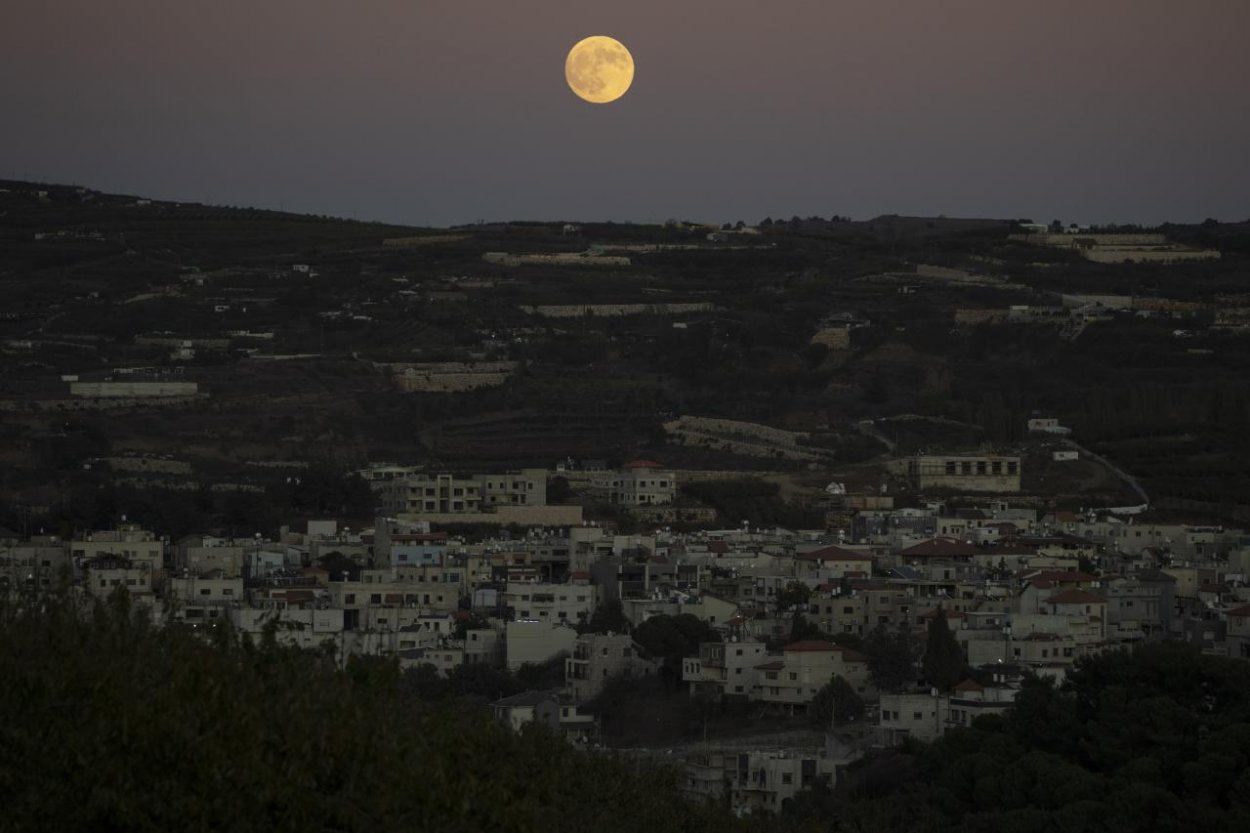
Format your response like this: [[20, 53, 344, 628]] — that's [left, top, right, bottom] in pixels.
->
[[726, 750, 837, 815], [683, 640, 767, 700], [588, 461, 677, 506], [906, 455, 1021, 493], [564, 632, 657, 702], [166, 574, 243, 623], [505, 620, 579, 671], [504, 581, 594, 625], [380, 470, 548, 516], [878, 680, 1018, 745], [753, 641, 872, 710], [71, 526, 164, 572], [174, 536, 245, 578]]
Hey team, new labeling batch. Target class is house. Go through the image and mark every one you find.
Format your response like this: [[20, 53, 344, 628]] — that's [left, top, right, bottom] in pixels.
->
[[491, 689, 597, 741], [505, 581, 594, 626], [71, 526, 164, 572], [725, 750, 837, 815], [794, 545, 874, 580], [166, 574, 243, 623], [683, 640, 768, 700], [564, 632, 657, 702], [878, 679, 1018, 745], [1225, 605, 1250, 660], [752, 641, 872, 711], [906, 455, 1022, 493], [504, 620, 578, 671]]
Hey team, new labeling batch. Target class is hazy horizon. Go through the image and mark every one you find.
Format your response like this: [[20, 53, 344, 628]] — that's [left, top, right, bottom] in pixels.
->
[[3, 0, 1248, 228]]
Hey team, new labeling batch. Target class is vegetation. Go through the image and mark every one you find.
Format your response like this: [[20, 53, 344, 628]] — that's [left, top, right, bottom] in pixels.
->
[[794, 644, 1250, 832], [863, 625, 922, 693], [0, 594, 755, 833], [921, 608, 965, 692], [808, 675, 865, 727]]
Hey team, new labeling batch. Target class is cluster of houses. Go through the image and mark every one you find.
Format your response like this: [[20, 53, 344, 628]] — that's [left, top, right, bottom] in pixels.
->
[[3, 490, 1249, 814]]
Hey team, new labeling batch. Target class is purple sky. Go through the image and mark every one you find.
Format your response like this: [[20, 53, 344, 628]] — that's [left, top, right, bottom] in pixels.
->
[[3, 0, 1248, 227]]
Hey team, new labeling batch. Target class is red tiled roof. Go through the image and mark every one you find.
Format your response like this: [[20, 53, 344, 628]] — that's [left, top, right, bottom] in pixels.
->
[[624, 460, 662, 469], [953, 678, 984, 693], [797, 545, 872, 562], [1227, 605, 1250, 618], [707, 541, 729, 554], [900, 538, 979, 558], [755, 661, 786, 671], [570, 570, 591, 580], [1046, 589, 1107, 605]]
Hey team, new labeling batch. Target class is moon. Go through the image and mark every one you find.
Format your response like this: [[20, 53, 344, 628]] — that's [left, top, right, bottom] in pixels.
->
[[565, 36, 634, 104]]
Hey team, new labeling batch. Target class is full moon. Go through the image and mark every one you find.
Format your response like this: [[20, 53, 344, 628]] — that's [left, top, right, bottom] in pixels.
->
[[565, 35, 634, 104]]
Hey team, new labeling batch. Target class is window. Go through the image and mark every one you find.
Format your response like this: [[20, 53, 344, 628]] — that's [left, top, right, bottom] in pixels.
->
[[1007, 461, 1019, 475], [789, 673, 798, 681], [913, 712, 923, 721], [976, 461, 987, 475], [992, 460, 1002, 474], [945, 461, 956, 475], [736, 648, 743, 656], [345, 594, 356, 604], [843, 606, 854, 614], [961, 461, 972, 475], [782, 774, 793, 785], [200, 588, 211, 596], [370, 594, 381, 604]]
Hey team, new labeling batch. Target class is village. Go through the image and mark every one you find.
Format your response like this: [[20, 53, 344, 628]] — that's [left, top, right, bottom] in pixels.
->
[[4, 445, 1249, 816]]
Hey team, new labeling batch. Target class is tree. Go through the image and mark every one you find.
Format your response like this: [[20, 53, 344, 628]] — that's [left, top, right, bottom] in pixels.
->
[[922, 608, 964, 692], [579, 598, 631, 635], [809, 674, 865, 726], [633, 613, 720, 684], [775, 581, 811, 617], [863, 625, 921, 692]]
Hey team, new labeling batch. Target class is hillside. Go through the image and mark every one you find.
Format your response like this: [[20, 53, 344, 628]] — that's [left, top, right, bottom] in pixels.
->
[[3, 180, 1250, 535]]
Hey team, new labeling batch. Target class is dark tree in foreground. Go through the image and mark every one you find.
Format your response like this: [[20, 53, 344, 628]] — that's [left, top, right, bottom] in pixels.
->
[[809, 674, 865, 726], [922, 608, 964, 692], [864, 625, 921, 692], [0, 592, 759, 833]]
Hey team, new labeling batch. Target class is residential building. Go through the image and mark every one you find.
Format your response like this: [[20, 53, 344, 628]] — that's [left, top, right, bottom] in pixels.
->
[[683, 640, 768, 700], [565, 632, 657, 702], [753, 641, 872, 711], [505, 620, 578, 671], [906, 455, 1022, 493]]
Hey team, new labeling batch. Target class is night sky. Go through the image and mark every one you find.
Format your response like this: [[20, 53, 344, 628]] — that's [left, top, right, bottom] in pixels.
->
[[3, 0, 1248, 227]]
